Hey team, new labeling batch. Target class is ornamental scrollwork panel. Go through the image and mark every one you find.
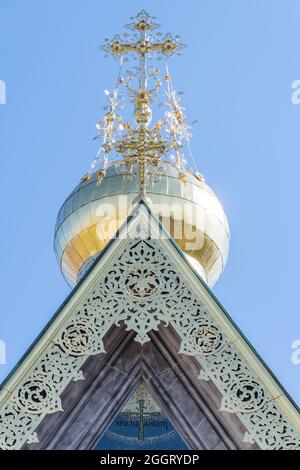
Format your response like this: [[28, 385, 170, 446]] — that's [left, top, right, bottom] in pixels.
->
[[177, 319, 226, 356], [195, 345, 268, 414], [0, 403, 41, 450], [0, 231, 299, 449], [242, 402, 300, 450], [13, 346, 86, 416]]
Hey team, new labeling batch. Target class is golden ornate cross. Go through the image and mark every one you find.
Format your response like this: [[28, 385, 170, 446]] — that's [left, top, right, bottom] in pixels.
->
[[103, 34, 180, 59], [99, 11, 185, 197], [101, 10, 184, 91]]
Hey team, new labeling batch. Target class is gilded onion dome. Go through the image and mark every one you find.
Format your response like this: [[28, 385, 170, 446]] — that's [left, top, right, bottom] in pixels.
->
[[54, 11, 230, 288]]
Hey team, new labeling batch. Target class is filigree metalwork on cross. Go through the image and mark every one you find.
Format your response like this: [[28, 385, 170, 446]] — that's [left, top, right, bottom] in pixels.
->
[[100, 10, 184, 82], [82, 11, 198, 195], [97, 11, 185, 195]]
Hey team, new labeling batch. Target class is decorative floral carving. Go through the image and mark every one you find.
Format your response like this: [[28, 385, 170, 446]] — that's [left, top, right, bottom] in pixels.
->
[[58, 319, 105, 357], [125, 268, 159, 298], [178, 320, 225, 356], [242, 402, 300, 450], [0, 229, 299, 450], [0, 404, 41, 450], [15, 378, 62, 415], [220, 374, 266, 413]]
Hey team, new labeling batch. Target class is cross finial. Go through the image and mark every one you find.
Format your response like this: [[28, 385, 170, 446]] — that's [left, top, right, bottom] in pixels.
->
[[90, 12, 196, 197], [101, 10, 184, 62]]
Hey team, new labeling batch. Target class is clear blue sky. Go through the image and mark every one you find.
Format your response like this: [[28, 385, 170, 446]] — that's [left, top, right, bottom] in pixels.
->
[[0, 0, 300, 405]]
